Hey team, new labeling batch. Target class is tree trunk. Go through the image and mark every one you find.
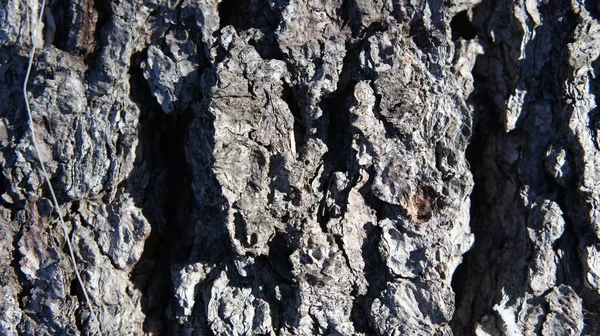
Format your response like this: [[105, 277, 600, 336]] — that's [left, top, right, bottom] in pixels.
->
[[1, 0, 599, 335]]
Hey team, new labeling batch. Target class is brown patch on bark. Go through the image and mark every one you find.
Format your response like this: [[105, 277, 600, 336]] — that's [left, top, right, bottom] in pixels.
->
[[78, 0, 99, 57], [399, 183, 438, 223]]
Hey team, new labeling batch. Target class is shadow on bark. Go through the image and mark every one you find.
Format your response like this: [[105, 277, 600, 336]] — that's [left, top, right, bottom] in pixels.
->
[[125, 46, 231, 333], [451, 0, 600, 334]]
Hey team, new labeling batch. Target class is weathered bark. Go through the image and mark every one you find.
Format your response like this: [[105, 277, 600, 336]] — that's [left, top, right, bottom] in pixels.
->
[[0, 0, 599, 335]]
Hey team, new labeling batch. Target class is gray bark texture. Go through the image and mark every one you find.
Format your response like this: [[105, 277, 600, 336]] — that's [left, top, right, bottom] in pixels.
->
[[0, 0, 599, 335]]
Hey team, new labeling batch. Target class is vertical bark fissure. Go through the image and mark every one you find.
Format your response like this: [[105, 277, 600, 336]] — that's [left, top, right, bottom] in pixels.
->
[[452, 1, 597, 335]]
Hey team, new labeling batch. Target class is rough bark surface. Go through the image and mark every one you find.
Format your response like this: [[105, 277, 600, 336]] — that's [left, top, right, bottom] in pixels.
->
[[0, 0, 599, 335]]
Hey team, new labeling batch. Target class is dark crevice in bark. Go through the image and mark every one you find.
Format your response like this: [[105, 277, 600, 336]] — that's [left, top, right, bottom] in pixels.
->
[[83, 0, 112, 73], [450, 12, 496, 335], [452, 1, 594, 334], [186, 98, 235, 266], [590, 56, 600, 151], [450, 11, 476, 41], [218, 0, 241, 29], [450, 0, 531, 332], [584, 0, 600, 20], [316, 46, 355, 228], [12, 222, 29, 316], [223, 257, 291, 334], [69, 277, 85, 335], [333, 234, 354, 280], [268, 231, 296, 281], [555, 185, 584, 287], [233, 212, 250, 248], [583, 300, 600, 335], [143, 108, 196, 333], [93, 0, 112, 46], [127, 48, 196, 334], [282, 84, 307, 154], [351, 223, 388, 334], [218, 0, 286, 60], [47, 1, 69, 51], [546, 4, 600, 316], [585, 53, 600, 324], [0, 173, 9, 209], [1, 54, 27, 139], [316, 85, 354, 229], [260, 261, 288, 334], [323, 84, 354, 174], [218, 0, 285, 32], [450, 95, 498, 335], [340, 0, 360, 37], [268, 230, 300, 332], [409, 17, 440, 53]]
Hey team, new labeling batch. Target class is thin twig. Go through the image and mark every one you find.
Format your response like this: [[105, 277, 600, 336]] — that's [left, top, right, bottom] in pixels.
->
[[23, 1, 102, 334]]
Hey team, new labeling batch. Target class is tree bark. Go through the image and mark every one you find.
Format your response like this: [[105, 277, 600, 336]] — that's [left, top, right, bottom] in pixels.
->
[[0, 0, 599, 335]]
